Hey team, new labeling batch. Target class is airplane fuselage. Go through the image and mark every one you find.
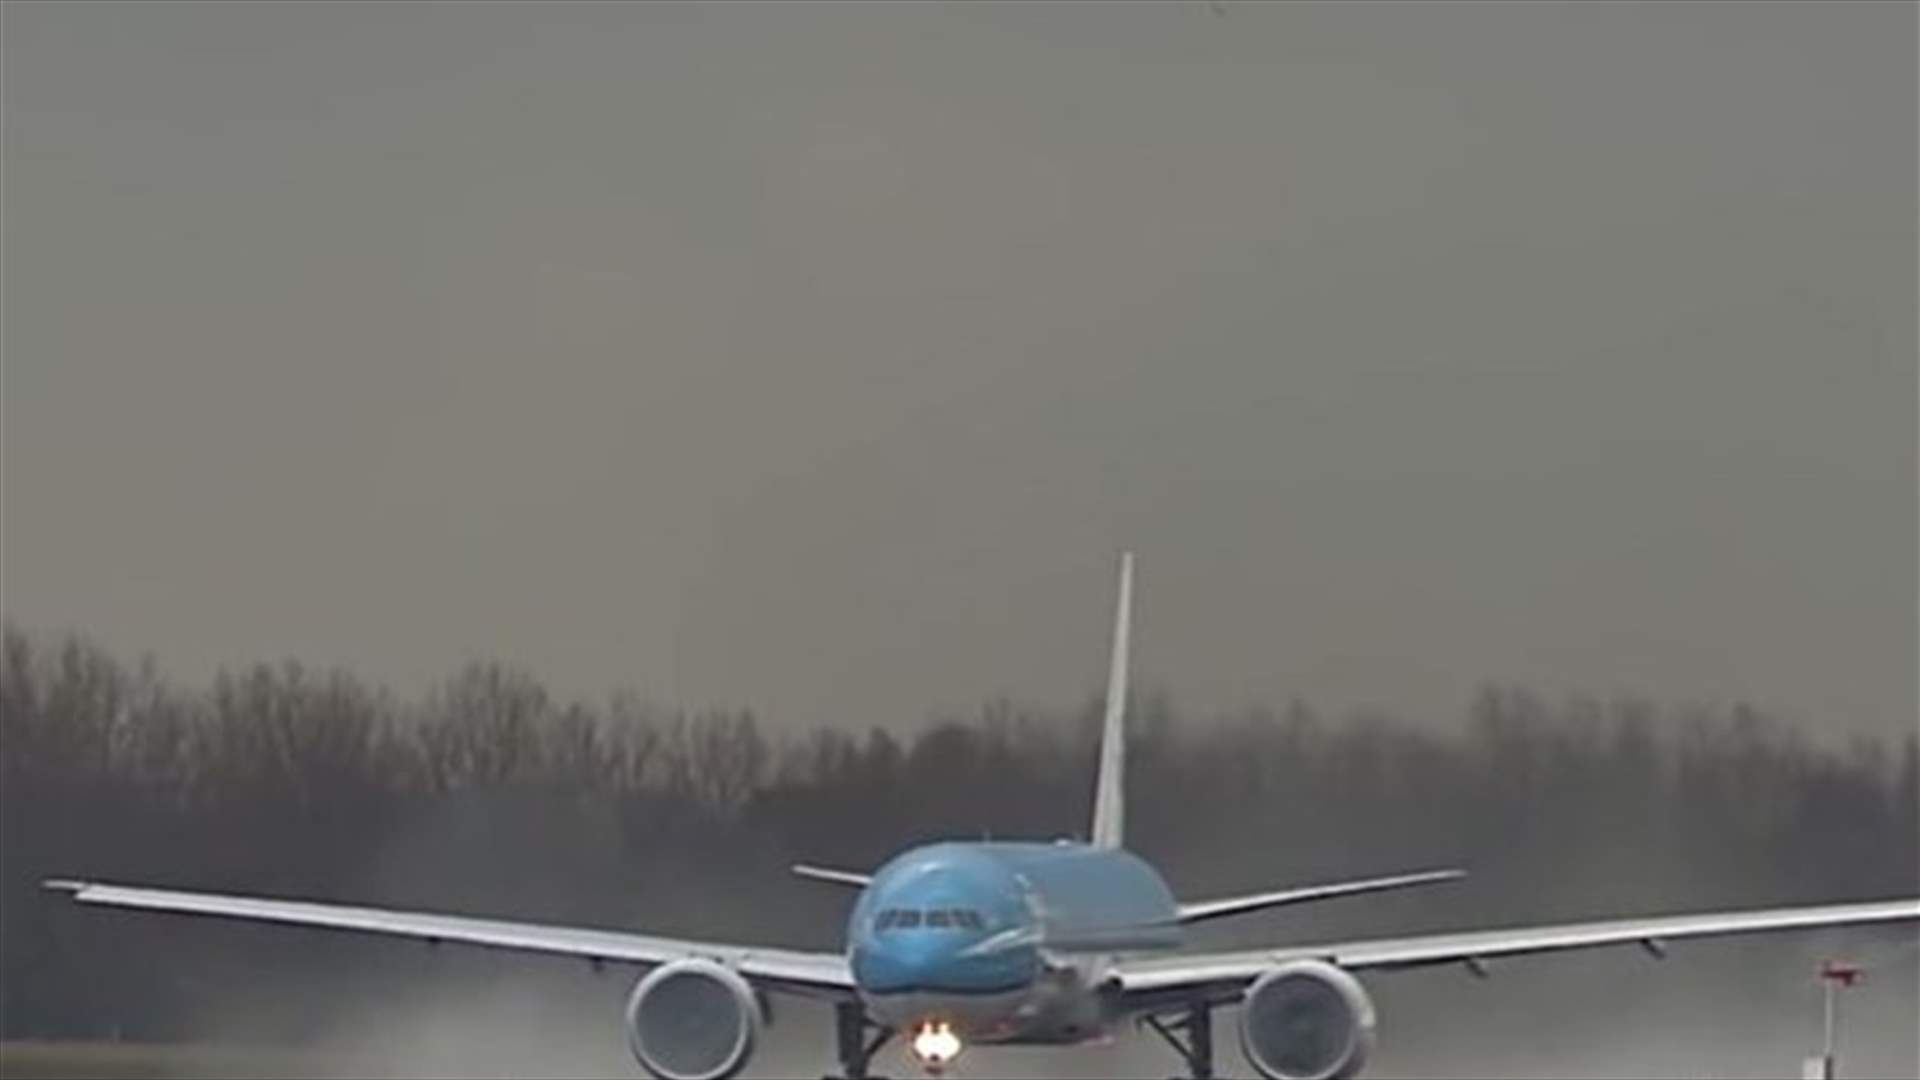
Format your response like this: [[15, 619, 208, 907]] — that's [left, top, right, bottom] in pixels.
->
[[848, 841, 1181, 1045]]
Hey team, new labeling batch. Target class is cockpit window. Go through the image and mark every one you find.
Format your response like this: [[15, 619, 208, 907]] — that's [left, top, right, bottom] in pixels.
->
[[873, 907, 985, 932]]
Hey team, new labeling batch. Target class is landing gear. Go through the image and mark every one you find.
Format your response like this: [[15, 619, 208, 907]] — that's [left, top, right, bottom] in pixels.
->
[[1141, 1003, 1215, 1080], [824, 1000, 894, 1080]]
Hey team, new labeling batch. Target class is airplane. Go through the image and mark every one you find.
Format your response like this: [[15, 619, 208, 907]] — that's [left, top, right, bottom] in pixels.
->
[[45, 553, 1920, 1080]]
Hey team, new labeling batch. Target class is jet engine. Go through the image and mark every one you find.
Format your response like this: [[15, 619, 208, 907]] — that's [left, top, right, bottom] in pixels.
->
[[1237, 960, 1376, 1080], [624, 958, 765, 1080]]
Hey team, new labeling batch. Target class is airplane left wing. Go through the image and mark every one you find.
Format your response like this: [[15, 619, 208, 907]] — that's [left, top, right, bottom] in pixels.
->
[[45, 879, 855, 1000], [1114, 896, 1920, 1006]]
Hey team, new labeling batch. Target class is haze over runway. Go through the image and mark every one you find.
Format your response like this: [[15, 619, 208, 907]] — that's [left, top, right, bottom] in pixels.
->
[[4, 2, 1913, 740]]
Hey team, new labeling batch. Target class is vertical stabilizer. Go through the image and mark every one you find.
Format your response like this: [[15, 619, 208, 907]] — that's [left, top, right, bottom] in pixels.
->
[[1091, 552, 1132, 849]]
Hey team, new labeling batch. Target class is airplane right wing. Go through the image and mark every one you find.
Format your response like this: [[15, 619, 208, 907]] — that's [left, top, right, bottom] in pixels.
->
[[1113, 896, 1920, 1008], [45, 879, 855, 1000]]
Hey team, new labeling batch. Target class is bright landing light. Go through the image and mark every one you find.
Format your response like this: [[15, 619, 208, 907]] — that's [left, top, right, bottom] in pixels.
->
[[910, 1020, 963, 1069]]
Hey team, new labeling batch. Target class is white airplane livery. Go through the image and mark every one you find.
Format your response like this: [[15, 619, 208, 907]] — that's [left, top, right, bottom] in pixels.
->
[[48, 554, 1920, 1079]]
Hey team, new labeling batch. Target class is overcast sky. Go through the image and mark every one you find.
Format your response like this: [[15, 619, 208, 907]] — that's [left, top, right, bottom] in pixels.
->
[[3, 2, 1913, 740]]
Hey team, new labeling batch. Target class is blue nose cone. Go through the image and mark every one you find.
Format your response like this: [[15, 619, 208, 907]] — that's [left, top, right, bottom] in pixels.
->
[[856, 932, 967, 990], [850, 844, 1040, 996], [854, 928, 1033, 995]]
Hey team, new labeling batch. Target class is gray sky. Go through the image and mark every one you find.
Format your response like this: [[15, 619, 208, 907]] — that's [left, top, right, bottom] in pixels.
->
[[3, 2, 1913, 740]]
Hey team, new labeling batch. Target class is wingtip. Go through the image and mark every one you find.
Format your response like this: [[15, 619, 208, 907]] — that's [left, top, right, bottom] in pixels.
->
[[43, 878, 88, 894]]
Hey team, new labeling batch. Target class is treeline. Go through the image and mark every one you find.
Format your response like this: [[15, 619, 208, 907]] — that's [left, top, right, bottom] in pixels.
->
[[2, 622, 1915, 1041]]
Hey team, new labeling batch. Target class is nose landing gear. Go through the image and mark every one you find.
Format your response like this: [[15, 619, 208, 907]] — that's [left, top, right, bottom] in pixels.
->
[[908, 1019, 962, 1074], [1140, 1003, 1215, 1080], [824, 1000, 894, 1080]]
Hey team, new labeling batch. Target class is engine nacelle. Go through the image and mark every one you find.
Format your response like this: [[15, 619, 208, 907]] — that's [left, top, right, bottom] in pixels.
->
[[624, 958, 765, 1080], [1237, 960, 1376, 1080]]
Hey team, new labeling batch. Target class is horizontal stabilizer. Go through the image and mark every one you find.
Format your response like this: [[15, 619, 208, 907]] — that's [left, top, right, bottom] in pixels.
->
[[1177, 868, 1466, 924], [791, 864, 873, 888]]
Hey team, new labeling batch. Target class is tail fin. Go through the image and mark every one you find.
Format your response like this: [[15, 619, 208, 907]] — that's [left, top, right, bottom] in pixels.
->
[[1090, 551, 1133, 849]]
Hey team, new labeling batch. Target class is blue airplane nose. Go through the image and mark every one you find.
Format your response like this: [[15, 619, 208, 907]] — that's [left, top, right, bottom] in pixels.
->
[[850, 851, 1043, 998], [855, 932, 958, 989], [854, 928, 1036, 996]]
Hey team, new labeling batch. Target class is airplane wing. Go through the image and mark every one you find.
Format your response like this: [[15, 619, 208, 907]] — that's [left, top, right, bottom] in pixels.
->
[[1113, 896, 1920, 1007], [44, 879, 854, 1000]]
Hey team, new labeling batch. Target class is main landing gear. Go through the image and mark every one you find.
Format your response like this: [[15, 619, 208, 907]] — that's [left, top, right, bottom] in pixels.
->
[[1141, 1002, 1216, 1080], [823, 1000, 894, 1080]]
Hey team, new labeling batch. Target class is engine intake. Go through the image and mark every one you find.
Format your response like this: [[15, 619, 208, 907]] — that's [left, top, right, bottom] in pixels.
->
[[625, 958, 764, 1080], [1237, 960, 1376, 1080]]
